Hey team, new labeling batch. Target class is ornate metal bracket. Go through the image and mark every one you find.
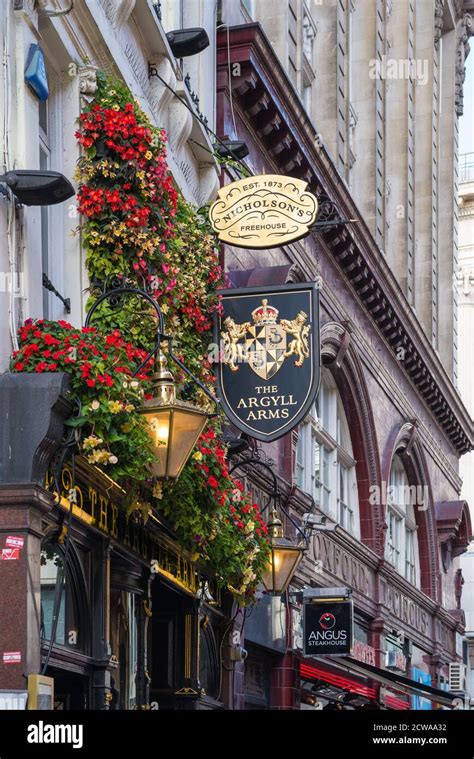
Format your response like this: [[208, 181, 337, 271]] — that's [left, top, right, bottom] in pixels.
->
[[42, 273, 71, 314], [85, 278, 218, 406], [228, 453, 308, 545]]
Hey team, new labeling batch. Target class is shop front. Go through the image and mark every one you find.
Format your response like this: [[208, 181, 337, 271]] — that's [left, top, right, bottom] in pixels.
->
[[295, 517, 463, 711], [0, 373, 228, 711]]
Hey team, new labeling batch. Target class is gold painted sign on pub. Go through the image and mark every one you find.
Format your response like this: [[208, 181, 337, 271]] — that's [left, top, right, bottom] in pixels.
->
[[209, 174, 318, 249]]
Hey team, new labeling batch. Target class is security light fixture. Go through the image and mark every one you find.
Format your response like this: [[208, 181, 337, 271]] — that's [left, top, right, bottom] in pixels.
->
[[0, 170, 75, 206], [228, 452, 307, 595], [214, 140, 250, 160], [166, 28, 210, 58]]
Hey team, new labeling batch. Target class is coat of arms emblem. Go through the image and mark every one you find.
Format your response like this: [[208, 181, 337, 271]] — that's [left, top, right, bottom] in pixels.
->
[[221, 299, 310, 380], [215, 283, 320, 442]]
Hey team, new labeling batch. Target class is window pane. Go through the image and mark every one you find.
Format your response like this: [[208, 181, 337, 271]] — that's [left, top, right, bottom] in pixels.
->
[[40, 549, 66, 645], [40, 545, 80, 649]]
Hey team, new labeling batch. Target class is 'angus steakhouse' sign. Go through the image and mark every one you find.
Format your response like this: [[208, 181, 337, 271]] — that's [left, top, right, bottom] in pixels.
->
[[215, 283, 320, 441]]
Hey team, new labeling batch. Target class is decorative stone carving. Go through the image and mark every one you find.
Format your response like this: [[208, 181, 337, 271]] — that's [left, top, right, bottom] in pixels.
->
[[99, 0, 136, 28], [0, 373, 71, 485], [79, 65, 98, 107], [436, 500, 472, 572], [455, 13, 473, 116]]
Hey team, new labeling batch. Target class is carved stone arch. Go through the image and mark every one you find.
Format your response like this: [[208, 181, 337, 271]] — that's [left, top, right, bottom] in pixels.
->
[[320, 321, 382, 554], [382, 421, 441, 602]]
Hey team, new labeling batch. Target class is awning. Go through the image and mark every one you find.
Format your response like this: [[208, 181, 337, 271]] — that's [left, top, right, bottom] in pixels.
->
[[301, 656, 459, 708]]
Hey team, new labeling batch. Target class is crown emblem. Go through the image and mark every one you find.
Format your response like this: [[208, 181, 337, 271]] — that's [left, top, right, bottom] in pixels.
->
[[251, 299, 279, 325]]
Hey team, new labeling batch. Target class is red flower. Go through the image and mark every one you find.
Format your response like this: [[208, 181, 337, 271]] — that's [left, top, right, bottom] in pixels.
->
[[208, 476, 219, 489]]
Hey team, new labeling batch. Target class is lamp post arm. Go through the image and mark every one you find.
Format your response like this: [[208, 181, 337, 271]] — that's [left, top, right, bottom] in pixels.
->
[[85, 286, 165, 334], [228, 455, 279, 512], [167, 346, 219, 406], [278, 503, 309, 547], [84, 285, 219, 406]]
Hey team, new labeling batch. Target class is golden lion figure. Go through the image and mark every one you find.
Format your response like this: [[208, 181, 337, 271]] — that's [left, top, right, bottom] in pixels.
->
[[221, 316, 251, 371], [281, 311, 310, 367]]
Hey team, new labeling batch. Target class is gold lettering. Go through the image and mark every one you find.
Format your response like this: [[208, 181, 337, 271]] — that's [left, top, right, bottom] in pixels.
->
[[99, 494, 109, 533], [88, 487, 98, 523]]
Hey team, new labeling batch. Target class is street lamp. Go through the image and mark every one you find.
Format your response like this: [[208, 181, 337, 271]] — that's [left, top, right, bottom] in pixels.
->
[[85, 282, 217, 481], [140, 351, 210, 479], [261, 509, 304, 595], [228, 452, 307, 595]]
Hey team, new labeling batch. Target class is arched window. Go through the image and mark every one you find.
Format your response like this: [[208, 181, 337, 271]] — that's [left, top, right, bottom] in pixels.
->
[[296, 369, 360, 537], [385, 455, 420, 587], [40, 541, 88, 652]]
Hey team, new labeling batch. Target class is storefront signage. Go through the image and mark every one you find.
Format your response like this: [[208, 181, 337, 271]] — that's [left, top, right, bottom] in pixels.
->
[[352, 639, 376, 666], [303, 599, 353, 657], [380, 578, 429, 635], [215, 283, 320, 441], [385, 649, 407, 673], [209, 174, 318, 249], [411, 667, 432, 710], [45, 464, 221, 603], [311, 532, 374, 598], [3, 652, 21, 665]]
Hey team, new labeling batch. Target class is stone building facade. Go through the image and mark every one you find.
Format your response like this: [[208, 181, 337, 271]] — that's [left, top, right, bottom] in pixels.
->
[[215, 5, 473, 709]]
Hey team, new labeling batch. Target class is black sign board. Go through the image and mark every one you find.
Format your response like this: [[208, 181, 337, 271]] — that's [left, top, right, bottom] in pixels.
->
[[215, 283, 320, 442], [303, 599, 353, 657]]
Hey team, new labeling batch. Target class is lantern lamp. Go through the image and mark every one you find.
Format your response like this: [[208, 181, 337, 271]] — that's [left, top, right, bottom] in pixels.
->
[[261, 509, 304, 595], [140, 351, 210, 480]]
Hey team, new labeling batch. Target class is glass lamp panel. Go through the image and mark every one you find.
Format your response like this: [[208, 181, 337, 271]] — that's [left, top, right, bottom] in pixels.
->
[[261, 545, 303, 595], [143, 408, 172, 479], [167, 408, 209, 479]]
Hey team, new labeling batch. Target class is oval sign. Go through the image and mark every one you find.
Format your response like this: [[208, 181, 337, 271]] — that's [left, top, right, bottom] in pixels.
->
[[209, 174, 318, 249]]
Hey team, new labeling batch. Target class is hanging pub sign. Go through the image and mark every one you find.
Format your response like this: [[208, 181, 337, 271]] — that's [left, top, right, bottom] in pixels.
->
[[214, 282, 320, 442], [303, 599, 353, 657], [209, 174, 318, 249]]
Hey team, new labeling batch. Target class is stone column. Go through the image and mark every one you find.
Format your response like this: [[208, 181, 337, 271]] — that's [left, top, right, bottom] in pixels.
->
[[0, 485, 54, 688], [270, 651, 300, 710], [0, 373, 71, 692]]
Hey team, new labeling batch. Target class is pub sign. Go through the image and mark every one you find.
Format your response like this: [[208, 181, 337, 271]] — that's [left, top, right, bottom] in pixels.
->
[[303, 599, 353, 657], [209, 174, 318, 249], [215, 282, 320, 442]]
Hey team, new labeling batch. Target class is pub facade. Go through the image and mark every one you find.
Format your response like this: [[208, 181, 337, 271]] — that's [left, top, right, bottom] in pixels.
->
[[0, 0, 229, 712]]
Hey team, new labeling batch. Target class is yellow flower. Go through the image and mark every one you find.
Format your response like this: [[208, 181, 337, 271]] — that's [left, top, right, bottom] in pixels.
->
[[83, 435, 103, 450], [145, 151, 153, 160], [193, 451, 203, 462], [108, 400, 122, 414]]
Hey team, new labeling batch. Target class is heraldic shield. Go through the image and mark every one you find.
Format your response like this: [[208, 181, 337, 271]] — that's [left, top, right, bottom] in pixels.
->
[[215, 283, 320, 442]]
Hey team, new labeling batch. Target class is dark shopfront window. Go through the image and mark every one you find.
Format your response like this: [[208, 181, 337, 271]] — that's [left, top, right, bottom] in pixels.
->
[[40, 542, 89, 653]]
